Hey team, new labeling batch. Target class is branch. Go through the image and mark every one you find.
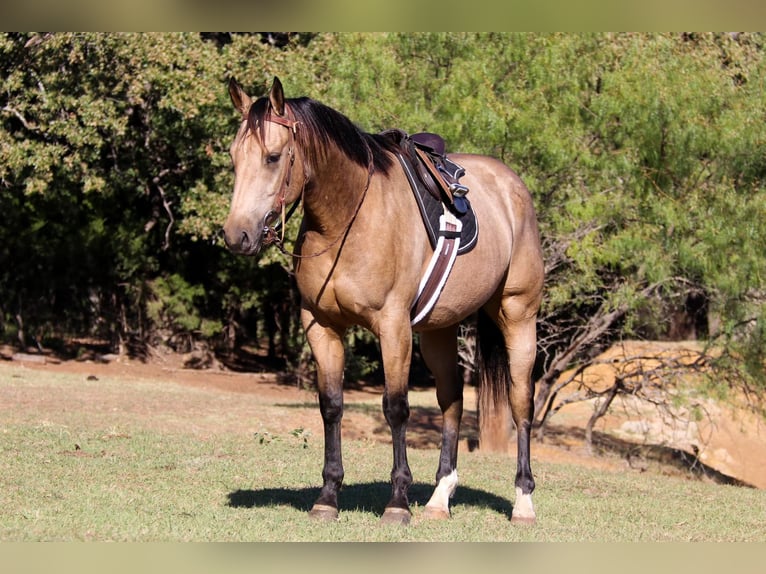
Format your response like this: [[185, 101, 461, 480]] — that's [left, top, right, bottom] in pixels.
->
[[585, 379, 622, 450], [155, 184, 174, 251], [542, 222, 603, 276], [534, 303, 627, 419], [534, 281, 667, 422], [146, 168, 185, 251], [535, 360, 592, 436], [2, 105, 37, 131], [536, 339, 723, 457]]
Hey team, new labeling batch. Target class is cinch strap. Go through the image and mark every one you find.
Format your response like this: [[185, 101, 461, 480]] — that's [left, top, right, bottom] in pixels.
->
[[410, 207, 462, 326]]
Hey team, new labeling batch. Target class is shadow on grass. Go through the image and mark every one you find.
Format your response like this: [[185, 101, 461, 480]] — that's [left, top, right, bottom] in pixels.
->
[[227, 481, 514, 518]]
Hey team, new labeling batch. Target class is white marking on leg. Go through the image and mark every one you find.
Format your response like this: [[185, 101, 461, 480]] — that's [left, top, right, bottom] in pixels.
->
[[511, 486, 536, 523], [425, 469, 458, 515]]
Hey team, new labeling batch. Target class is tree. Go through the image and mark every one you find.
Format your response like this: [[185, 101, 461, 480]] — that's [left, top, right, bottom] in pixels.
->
[[296, 33, 766, 443], [2, 33, 764, 450]]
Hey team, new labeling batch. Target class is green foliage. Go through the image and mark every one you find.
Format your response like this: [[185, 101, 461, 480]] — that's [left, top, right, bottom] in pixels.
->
[[146, 273, 221, 349], [1, 33, 764, 398], [1, 32, 228, 348], [343, 326, 381, 382]]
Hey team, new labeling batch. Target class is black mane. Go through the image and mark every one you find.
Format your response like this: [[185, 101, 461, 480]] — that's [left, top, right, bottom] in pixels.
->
[[247, 96, 399, 176]]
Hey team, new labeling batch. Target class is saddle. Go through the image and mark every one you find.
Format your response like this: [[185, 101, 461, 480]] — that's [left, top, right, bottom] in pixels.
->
[[381, 129, 479, 325], [381, 129, 478, 255], [407, 132, 471, 214]]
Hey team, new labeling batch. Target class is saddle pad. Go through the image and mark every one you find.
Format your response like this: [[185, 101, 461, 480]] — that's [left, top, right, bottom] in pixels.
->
[[396, 151, 478, 255]]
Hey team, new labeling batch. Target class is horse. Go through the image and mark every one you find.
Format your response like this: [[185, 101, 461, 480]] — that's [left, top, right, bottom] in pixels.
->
[[222, 76, 544, 526]]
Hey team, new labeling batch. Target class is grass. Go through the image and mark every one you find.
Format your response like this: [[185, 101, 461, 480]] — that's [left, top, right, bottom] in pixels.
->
[[2, 422, 765, 541], [1, 363, 765, 541]]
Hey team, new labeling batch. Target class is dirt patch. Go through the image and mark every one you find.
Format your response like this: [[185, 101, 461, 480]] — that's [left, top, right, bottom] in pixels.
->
[[1, 346, 627, 475], [544, 341, 766, 488]]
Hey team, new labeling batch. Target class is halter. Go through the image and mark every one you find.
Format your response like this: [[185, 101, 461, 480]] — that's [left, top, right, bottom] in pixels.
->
[[259, 104, 375, 259]]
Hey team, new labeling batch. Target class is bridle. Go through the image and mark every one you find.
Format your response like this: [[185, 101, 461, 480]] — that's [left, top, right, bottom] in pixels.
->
[[259, 107, 304, 248], [258, 104, 375, 259]]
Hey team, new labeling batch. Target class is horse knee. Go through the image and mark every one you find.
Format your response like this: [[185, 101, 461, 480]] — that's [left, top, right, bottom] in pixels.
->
[[319, 391, 343, 423], [382, 392, 410, 427]]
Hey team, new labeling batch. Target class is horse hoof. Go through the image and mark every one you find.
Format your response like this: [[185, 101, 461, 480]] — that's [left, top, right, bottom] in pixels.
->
[[511, 488, 536, 525], [510, 513, 536, 525], [309, 504, 339, 521], [421, 506, 451, 520], [380, 507, 411, 526]]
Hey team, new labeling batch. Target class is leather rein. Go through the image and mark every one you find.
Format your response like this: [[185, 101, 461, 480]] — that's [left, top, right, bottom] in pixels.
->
[[260, 105, 374, 259]]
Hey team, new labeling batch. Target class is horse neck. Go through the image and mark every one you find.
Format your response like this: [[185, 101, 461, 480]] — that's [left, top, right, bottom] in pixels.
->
[[302, 145, 373, 235]]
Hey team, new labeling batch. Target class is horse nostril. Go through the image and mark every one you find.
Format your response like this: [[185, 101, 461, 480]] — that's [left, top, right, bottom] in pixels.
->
[[240, 230, 250, 250], [222, 226, 248, 252], [223, 222, 258, 254]]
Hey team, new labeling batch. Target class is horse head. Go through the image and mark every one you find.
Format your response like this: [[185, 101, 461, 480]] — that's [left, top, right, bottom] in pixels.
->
[[223, 77, 305, 255]]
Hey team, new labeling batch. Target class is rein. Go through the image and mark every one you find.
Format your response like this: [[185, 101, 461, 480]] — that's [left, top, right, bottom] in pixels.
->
[[260, 106, 375, 259]]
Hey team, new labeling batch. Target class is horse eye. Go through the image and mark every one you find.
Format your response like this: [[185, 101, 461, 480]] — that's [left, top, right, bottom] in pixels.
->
[[266, 153, 281, 164]]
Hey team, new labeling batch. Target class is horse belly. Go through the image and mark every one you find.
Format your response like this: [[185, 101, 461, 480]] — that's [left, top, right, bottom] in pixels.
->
[[411, 188, 517, 331], [414, 253, 506, 330]]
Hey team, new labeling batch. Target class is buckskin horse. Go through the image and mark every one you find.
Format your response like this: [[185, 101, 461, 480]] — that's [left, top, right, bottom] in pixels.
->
[[222, 77, 544, 525]]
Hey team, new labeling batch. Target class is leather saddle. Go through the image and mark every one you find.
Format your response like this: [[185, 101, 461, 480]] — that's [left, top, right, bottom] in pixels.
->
[[382, 129, 478, 255], [384, 129, 470, 213]]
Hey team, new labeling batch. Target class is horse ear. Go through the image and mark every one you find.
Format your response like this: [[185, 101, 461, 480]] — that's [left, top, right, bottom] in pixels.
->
[[269, 76, 285, 116], [228, 77, 252, 117]]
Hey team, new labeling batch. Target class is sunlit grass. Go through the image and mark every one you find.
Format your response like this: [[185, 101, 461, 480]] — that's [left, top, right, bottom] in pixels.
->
[[1, 419, 765, 541], [2, 362, 765, 541]]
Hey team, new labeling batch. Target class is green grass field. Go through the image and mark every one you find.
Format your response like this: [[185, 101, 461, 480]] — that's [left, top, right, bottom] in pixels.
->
[[1, 362, 765, 542], [2, 418, 765, 541]]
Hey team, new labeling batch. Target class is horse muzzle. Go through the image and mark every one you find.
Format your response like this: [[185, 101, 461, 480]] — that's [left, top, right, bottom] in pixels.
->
[[222, 225, 261, 256], [222, 222, 261, 257], [223, 210, 281, 256]]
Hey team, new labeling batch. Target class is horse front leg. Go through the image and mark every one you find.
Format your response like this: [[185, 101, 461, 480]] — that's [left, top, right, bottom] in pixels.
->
[[302, 308, 346, 521], [378, 318, 414, 525]]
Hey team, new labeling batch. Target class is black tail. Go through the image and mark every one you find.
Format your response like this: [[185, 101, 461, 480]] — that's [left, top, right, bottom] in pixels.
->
[[476, 309, 512, 449]]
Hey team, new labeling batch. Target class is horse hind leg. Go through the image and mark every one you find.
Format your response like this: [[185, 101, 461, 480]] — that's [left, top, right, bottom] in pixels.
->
[[477, 307, 537, 524], [504, 313, 538, 525], [419, 325, 463, 520]]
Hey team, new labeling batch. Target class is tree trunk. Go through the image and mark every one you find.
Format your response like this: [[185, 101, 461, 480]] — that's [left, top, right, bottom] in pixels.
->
[[584, 380, 621, 454]]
